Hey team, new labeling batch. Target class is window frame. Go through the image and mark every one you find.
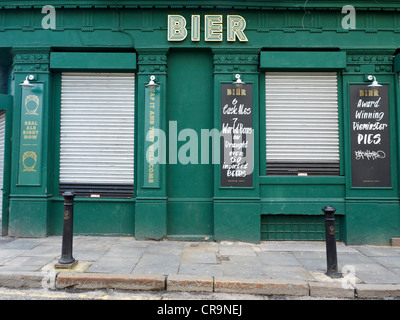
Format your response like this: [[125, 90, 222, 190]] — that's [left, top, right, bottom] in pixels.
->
[[53, 71, 138, 199]]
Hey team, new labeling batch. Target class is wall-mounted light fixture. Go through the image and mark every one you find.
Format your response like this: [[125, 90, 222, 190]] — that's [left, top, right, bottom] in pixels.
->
[[145, 75, 159, 89], [19, 75, 35, 89], [233, 74, 245, 88], [367, 75, 382, 88]]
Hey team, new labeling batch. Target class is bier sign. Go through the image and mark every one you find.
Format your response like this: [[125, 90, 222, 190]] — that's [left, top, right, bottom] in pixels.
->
[[350, 84, 391, 187], [220, 83, 253, 187]]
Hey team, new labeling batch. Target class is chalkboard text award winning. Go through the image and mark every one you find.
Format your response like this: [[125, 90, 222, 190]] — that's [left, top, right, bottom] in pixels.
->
[[350, 84, 391, 187]]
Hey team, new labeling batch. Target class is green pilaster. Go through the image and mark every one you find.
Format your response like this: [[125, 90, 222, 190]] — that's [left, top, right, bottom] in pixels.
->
[[8, 47, 53, 237], [135, 49, 168, 240], [213, 49, 261, 243], [0, 94, 12, 236], [342, 52, 400, 245]]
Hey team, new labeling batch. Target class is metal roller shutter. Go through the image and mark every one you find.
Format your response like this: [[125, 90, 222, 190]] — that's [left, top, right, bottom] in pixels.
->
[[265, 72, 340, 175], [60, 73, 135, 197], [0, 111, 4, 214]]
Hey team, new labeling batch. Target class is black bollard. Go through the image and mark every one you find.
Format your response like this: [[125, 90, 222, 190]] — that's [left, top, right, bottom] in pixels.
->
[[55, 191, 77, 268], [322, 206, 341, 278]]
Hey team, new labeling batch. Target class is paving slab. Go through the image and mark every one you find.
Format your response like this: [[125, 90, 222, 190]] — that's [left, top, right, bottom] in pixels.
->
[[292, 251, 326, 260], [102, 245, 146, 258], [221, 264, 269, 279], [220, 255, 263, 267], [297, 258, 327, 272], [132, 253, 181, 275], [355, 268, 400, 284], [181, 251, 217, 264], [0, 238, 45, 250], [391, 267, 400, 276], [183, 242, 219, 252], [0, 256, 55, 272], [218, 244, 257, 256], [0, 249, 29, 264], [72, 249, 106, 261], [257, 252, 302, 266], [179, 263, 223, 277], [19, 245, 61, 257], [86, 256, 138, 274], [368, 256, 400, 268], [145, 242, 185, 255], [262, 265, 315, 281], [353, 246, 400, 257]]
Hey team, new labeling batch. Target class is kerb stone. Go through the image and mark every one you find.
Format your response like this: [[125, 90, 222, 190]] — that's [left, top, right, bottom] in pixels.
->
[[56, 272, 166, 291], [167, 274, 214, 292], [309, 282, 355, 298], [356, 284, 400, 299], [214, 277, 309, 296]]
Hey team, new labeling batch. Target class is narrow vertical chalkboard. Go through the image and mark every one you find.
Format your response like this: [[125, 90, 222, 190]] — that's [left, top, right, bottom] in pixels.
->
[[220, 83, 253, 187], [350, 84, 391, 187]]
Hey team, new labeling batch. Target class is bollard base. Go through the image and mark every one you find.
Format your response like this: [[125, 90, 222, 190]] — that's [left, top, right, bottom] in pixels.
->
[[326, 271, 342, 278], [55, 260, 78, 269]]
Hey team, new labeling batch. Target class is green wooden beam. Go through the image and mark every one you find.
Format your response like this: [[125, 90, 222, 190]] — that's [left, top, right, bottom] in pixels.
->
[[260, 51, 347, 71], [50, 52, 137, 71]]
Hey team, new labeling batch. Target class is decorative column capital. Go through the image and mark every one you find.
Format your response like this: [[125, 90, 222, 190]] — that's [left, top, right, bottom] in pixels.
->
[[11, 47, 51, 74], [137, 49, 168, 75], [344, 51, 394, 74], [212, 49, 259, 74]]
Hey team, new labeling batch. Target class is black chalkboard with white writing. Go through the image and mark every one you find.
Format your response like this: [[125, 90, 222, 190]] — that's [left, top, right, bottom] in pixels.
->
[[220, 83, 253, 187], [350, 84, 391, 187]]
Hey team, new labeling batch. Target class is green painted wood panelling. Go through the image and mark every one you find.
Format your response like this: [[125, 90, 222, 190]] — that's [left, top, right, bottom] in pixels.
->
[[261, 214, 343, 241], [166, 50, 214, 238], [50, 52, 137, 71], [0, 94, 12, 235], [50, 199, 135, 236], [260, 51, 347, 71]]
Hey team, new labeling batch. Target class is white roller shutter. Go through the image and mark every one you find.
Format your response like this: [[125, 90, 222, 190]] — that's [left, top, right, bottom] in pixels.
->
[[265, 72, 339, 175], [60, 73, 135, 197], [0, 111, 4, 214]]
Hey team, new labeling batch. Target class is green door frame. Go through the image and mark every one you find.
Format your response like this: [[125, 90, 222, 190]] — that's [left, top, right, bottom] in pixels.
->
[[0, 93, 12, 235]]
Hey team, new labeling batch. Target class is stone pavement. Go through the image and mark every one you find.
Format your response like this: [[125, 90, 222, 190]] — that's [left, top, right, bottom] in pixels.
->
[[0, 235, 400, 299]]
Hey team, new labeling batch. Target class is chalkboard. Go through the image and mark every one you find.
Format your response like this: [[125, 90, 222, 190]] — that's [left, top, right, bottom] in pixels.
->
[[350, 84, 391, 187], [220, 83, 253, 187]]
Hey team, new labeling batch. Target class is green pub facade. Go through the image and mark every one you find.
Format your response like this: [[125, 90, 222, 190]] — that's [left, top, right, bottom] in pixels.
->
[[0, 0, 400, 245]]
